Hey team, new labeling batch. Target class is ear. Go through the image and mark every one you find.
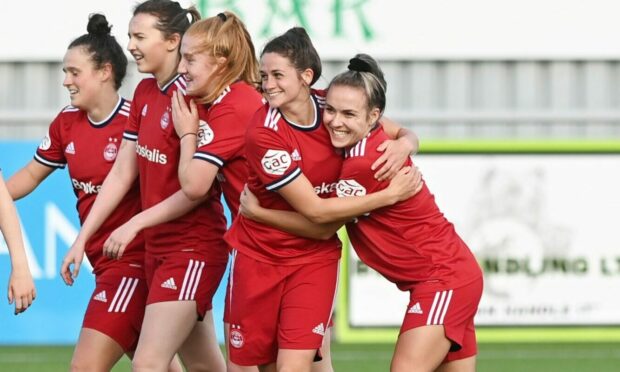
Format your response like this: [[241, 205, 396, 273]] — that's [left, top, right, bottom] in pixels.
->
[[215, 56, 228, 69], [166, 33, 182, 52], [368, 107, 381, 126], [300, 67, 314, 86], [99, 63, 113, 83]]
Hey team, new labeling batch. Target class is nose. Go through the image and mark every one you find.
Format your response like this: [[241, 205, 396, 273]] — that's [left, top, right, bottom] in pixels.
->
[[127, 37, 135, 53], [177, 58, 187, 74], [262, 75, 275, 92], [62, 72, 72, 88]]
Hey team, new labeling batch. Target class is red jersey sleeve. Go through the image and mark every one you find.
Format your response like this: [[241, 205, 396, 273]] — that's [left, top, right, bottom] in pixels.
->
[[34, 109, 67, 169], [246, 124, 301, 191], [336, 155, 385, 198], [193, 103, 243, 168], [123, 80, 146, 141]]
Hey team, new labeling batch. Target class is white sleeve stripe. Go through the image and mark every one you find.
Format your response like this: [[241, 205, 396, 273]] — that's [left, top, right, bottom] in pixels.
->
[[265, 167, 301, 191], [34, 153, 65, 168], [123, 131, 138, 141], [193, 152, 224, 167]]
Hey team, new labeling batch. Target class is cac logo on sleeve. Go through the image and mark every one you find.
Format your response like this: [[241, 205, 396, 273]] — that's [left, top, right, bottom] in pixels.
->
[[261, 149, 292, 175], [38, 131, 51, 151], [197, 120, 215, 146], [336, 179, 367, 197]]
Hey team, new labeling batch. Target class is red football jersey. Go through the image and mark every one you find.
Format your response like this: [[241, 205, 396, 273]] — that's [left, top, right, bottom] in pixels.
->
[[35, 97, 144, 274], [225, 90, 342, 265], [339, 125, 482, 292], [123, 76, 227, 263], [193, 81, 263, 215]]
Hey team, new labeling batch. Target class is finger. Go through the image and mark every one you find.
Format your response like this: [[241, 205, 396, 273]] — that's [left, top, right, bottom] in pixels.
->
[[8, 288, 13, 304], [117, 244, 127, 259], [14, 297, 23, 315], [189, 99, 198, 118], [371, 153, 388, 171], [72, 260, 81, 280], [376, 141, 389, 152], [60, 261, 72, 285]]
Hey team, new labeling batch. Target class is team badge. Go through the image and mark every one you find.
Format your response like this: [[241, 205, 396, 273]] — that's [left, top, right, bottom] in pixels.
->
[[197, 120, 214, 146], [336, 179, 367, 197], [103, 138, 119, 161], [261, 149, 292, 176], [38, 132, 51, 151], [160, 109, 170, 130], [229, 324, 244, 349]]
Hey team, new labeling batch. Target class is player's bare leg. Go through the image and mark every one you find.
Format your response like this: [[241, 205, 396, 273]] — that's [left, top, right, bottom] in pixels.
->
[[132, 301, 201, 372], [312, 326, 334, 372], [70, 328, 124, 372], [435, 356, 476, 372], [178, 310, 226, 371], [275, 349, 316, 372], [126, 351, 184, 372], [390, 325, 451, 372]]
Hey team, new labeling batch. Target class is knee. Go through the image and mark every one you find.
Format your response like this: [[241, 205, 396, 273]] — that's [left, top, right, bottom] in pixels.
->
[[277, 363, 311, 372], [131, 354, 161, 372], [390, 358, 433, 372], [70, 356, 107, 372]]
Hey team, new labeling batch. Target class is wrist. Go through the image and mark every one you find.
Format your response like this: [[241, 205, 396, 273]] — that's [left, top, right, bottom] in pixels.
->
[[180, 132, 197, 141]]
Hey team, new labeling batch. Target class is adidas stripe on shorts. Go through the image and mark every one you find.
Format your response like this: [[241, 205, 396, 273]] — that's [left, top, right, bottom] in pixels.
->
[[401, 277, 483, 362], [82, 265, 148, 352], [144, 251, 227, 319]]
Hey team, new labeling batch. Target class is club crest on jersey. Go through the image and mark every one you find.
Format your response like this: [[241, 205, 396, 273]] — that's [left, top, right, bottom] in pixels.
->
[[141, 104, 148, 117], [38, 132, 51, 151], [104, 138, 119, 162], [160, 109, 170, 130], [261, 149, 292, 176], [229, 324, 244, 349], [197, 120, 214, 146], [336, 179, 367, 197]]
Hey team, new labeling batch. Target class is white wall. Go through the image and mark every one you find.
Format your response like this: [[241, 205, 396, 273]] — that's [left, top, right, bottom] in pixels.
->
[[3, 0, 620, 61]]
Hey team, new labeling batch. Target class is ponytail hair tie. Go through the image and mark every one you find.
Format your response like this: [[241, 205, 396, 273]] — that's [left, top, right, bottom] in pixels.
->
[[347, 57, 372, 73], [217, 12, 227, 22]]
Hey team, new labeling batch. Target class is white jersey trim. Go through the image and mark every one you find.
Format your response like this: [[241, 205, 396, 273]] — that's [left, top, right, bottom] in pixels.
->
[[265, 167, 301, 191], [34, 153, 66, 169], [193, 152, 224, 168]]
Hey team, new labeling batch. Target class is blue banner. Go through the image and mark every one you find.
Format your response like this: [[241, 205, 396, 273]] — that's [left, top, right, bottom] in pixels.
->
[[0, 141, 229, 345]]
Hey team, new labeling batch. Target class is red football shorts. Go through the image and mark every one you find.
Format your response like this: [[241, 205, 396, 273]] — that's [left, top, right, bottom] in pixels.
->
[[82, 265, 147, 352], [401, 277, 483, 362], [227, 250, 339, 366], [144, 251, 227, 319]]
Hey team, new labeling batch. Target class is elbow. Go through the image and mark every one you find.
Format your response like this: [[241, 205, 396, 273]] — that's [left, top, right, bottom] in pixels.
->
[[306, 212, 332, 225], [181, 182, 208, 201], [316, 230, 335, 240]]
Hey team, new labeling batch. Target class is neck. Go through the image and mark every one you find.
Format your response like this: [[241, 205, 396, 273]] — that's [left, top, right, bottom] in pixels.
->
[[281, 92, 314, 126], [154, 55, 180, 88], [87, 87, 119, 122]]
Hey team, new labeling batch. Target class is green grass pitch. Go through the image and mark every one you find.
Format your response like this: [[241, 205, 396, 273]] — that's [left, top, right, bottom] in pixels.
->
[[0, 342, 618, 371]]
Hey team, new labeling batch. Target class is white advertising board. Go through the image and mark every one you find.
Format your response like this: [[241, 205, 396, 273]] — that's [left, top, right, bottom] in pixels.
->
[[348, 154, 620, 326], [3, 0, 620, 61]]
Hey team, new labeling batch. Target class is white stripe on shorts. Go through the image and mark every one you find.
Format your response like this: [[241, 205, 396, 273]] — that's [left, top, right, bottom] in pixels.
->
[[179, 259, 205, 300], [108, 277, 139, 313], [426, 289, 453, 325]]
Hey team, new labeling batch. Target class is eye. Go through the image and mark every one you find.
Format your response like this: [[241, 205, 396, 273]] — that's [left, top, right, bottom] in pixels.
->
[[324, 107, 335, 114], [260, 73, 267, 81]]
